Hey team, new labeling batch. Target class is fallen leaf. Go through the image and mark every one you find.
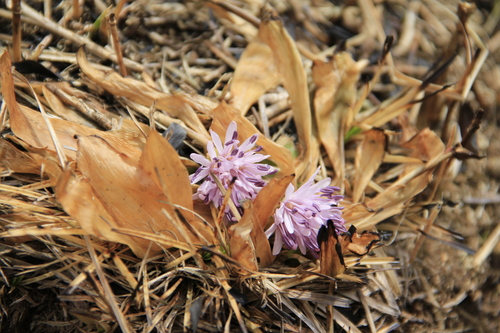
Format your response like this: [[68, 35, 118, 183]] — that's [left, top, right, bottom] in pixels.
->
[[312, 52, 363, 188], [64, 134, 207, 256], [244, 174, 294, 267], [0, 140, 41, 175], [228, 206, 259, 272], [259, 7, 319, 181], [0, 51, 143, 163], [138, 130, 214, 244], [318, 223, 381, 277], [318, 220, 346, 277], [230, 34, 280, 115], [352, 128, 387, 203], [76, 47, 210, 142], [56, 165, 148, 256]]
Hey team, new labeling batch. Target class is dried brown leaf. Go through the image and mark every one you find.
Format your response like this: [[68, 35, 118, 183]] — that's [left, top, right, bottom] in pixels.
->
[[318, 220, 347, 277], [42, 83, 98, 128], [234, 175, 294, 270], [401, 128, 446, 166], [228, 208, 259, 272], [312, 52, 362, 188], [0, 140, 41, 175], [138, 130, 214, 244], [259, 8, 319, 181], [319, 223, 381, 277], [76, 47, 210, 143], [55, 165, 145, 256], [230, 34, 280, 115], [0, 53, 140, 163], [352, 128, 387, 203], [66, 134, 197, 256]]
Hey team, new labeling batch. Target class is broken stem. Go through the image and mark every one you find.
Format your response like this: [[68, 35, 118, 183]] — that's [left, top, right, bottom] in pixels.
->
[[108, 13, 127, 77], [12, 0, 22, 62], [72, 0, 80, 21]]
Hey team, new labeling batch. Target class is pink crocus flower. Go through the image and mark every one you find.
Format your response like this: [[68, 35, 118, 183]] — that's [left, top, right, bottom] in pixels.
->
[[266, 168, 346, 257], [190, 121, 277, 221]]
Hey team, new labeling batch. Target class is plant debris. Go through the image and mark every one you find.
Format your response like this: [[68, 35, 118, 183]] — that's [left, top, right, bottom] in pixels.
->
[[0, 0, 499, 332]]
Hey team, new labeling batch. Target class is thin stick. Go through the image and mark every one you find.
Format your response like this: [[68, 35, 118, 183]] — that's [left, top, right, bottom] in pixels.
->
[[461, 109, 484, 148], [472, 221, 500, 267], [409, 205, 441, 264], [208, 0, 260, 28], [46, 85, 113, 130], [84, 235, 133, 333], [357, 289, 376, 333], [115, 0, 127, 17], [44, 0, 52, 18], [29, 34, 54, 61], [20, 3, 143, 72], [203, 40, 237, 69], [72, 0, 80, 21], [326, 281, 335, 333], [0, 102, 7, 134], [108, 13, 127, 76], [12, 0, 22, 62]]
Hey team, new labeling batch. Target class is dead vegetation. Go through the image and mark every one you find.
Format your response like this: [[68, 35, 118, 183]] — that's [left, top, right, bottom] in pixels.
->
[[0, 0, 499, 332]]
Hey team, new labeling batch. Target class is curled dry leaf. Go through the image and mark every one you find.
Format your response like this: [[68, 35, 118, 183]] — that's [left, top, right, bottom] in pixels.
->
[[228, 206, 259, 272], [318, 223, 381, 277], [211, 102, 294, 177], [230, 34, 280, 115], [259, 7, 319, 181], [352, 128, 388, 203], [7, 136, 63, 182], [401, 128, 446, 167], [312, 52, 363, 188], [76, 47, 210, 144]]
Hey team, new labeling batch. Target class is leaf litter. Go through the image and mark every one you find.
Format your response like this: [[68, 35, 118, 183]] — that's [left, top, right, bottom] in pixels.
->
[[0, 0, 499, 332]]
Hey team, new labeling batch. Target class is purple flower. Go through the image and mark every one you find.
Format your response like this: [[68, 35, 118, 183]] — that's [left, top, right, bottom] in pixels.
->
[[190, 121, 277, 221], [265, 168, 346, 257]]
